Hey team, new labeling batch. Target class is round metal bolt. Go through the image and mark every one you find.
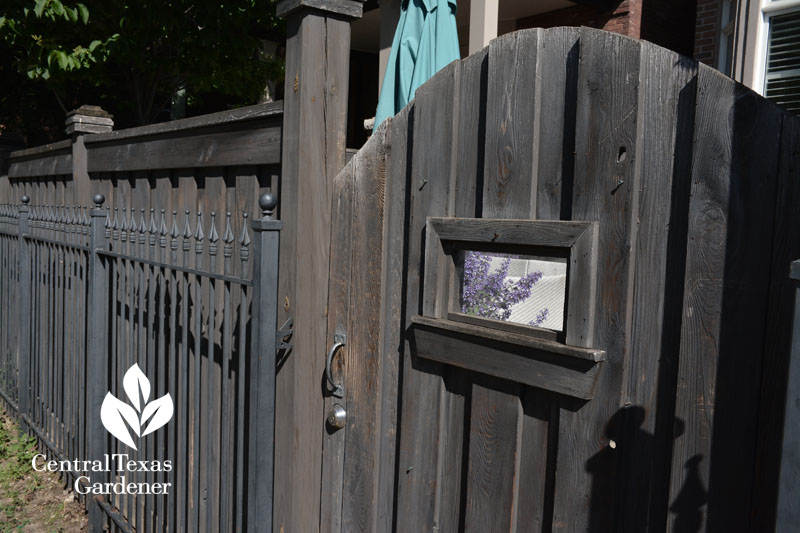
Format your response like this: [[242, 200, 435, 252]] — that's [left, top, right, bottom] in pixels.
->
[[20, 195, 30, 205], [93, 193, 105, 207]]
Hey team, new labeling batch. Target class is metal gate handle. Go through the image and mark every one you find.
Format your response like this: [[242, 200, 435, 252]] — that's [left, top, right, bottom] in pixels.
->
[[325, 333, 346, 398]]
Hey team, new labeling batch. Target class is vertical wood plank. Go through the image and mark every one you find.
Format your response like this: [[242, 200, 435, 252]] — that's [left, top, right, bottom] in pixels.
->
[[753, 113, 800, 531], [535, 27, 580, 222], [455, 47, 488, 219], [552, 29, 641, 533], [460, 29, 542, 533], [482, 30, 540, 219], [621, 43, 697, 532], [395, 61, 457, 532], [668, 65, 783, 532], [274, 10, 353, 531], [376, 105, 410, 533], [341, 127, 386, 533], [464, 378, 522, 533], [319, 158, 353, 533]]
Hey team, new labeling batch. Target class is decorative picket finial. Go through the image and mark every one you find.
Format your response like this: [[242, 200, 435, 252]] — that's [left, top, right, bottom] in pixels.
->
[[259, 193, 277, 219], [195, 211, 204, 254], [239, 211, 251, 263], [208, 212, 219, 257], [113, 208, 120, 240], [182, 210, 192, 252], [159, 209, 167, 248], [170, 211, 179, 251], [21, 195, 30, 205], [223, 212, 234, 258], [93, 194, 105, 207]]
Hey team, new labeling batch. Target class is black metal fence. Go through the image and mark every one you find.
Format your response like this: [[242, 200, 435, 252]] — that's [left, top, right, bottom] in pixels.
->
[[0, 193, 283, 533]]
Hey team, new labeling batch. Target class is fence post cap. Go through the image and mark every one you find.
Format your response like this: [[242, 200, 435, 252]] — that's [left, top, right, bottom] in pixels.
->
[[93, 194, 105, 207], [65, 105, 114, 136], [259, 193, 277, 219], [20, 195, 30, 205], [276, 0, 364, 19]]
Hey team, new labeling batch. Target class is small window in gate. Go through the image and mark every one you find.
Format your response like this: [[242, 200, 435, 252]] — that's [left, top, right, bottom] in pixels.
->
[[424, 217, 599, 345], [457, 250, 567, 331]]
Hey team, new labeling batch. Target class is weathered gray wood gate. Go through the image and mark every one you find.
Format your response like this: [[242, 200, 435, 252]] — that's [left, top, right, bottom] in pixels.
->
[[321, 27, 800, 533]]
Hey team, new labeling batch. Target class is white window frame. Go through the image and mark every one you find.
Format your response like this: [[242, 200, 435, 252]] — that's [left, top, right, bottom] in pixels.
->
[[753, 0, 800, 96], [718, 0, 736, 76]]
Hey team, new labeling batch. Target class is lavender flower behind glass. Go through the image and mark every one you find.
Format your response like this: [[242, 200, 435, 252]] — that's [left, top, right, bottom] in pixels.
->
[[461, 251, 549, 325]]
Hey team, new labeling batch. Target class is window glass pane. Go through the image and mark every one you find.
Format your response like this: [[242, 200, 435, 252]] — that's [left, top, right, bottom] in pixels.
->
[[460, 251, 567, 331]]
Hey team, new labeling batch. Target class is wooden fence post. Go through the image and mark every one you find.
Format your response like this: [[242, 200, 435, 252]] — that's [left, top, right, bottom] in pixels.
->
[[17, 195, 31, 426], [65, 107, 113, 205], [86, 193, 109, 532], [274, 0, 363, 529], [247, 193, 282, 531]]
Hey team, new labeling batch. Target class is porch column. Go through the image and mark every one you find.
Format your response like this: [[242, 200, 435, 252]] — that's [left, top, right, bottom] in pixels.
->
[[273, 1, 363, 532], [468, 0, 499, 54]]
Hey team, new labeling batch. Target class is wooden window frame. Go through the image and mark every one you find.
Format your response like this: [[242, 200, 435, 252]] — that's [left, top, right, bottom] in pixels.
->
[[410, 217, 606, 400]]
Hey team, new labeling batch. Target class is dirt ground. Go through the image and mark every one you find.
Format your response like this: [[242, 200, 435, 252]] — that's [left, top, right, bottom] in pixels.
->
[[0, 409, 87, 532]]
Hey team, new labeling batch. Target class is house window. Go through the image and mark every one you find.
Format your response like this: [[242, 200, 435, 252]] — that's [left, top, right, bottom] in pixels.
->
[[758, 0, 800, 114], [718, 0, 736, 76]]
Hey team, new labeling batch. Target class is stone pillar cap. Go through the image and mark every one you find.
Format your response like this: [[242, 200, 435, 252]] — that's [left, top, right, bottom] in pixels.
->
[[65, 105, 114, 136]]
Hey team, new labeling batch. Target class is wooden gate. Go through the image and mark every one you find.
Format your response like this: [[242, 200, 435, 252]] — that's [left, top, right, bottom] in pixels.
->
[[323, 26, 800, 533]]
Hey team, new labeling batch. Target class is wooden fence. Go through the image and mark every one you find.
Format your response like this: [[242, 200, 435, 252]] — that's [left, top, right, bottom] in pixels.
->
[[2, 24, 800, 533], [0, 103, 286, 532], [319, 27, 800, 533]]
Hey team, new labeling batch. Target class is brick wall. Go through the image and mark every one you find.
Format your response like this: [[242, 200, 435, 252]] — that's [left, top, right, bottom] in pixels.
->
[[516, 0, 698, 59], [694, 0, 720, 65], [516, 1, 640, 37]]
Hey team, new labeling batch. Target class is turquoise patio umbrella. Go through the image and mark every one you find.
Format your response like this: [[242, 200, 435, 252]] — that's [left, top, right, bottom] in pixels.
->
[[374, 0, 460, 129]]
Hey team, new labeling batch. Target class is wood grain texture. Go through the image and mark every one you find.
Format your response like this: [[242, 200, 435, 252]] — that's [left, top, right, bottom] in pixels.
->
[[455, 47, 488, 219], [272, 11, 352, 533], [394, 61, 457, 533], [464, 377, 523, 533], [86, 123, 281, 172], [552, 29, 641, 533], [534, 27, 580, 222], [86, 102, 282, 143], [341, 126, 386, 533], [429, 217, 594, 247], [319, 155, 353, 533], [375, 106, 410, 533], [483, 30, 539, 219], [412, 317, 604, 399], [668, 65, 783, 533], [620, 43, 698, 533], [272, 13, 302, 531], [9, 153, 72, 178]]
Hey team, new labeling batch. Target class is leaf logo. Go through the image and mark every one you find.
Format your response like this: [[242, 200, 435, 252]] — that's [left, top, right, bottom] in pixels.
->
[[101, 363, 173, 450]]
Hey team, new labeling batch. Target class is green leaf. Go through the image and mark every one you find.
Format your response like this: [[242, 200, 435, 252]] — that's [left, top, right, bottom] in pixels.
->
[[77, 3, 89, 24], [66, 7, 78, 22], [88, 39, 101, 52], [51, 0, 65, 17], [33, 0, 47, 18], [55, 50, 68, 69]]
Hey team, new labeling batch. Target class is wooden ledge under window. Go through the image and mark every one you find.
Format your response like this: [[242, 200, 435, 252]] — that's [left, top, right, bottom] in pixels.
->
[[410, 316, 606, 400]]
